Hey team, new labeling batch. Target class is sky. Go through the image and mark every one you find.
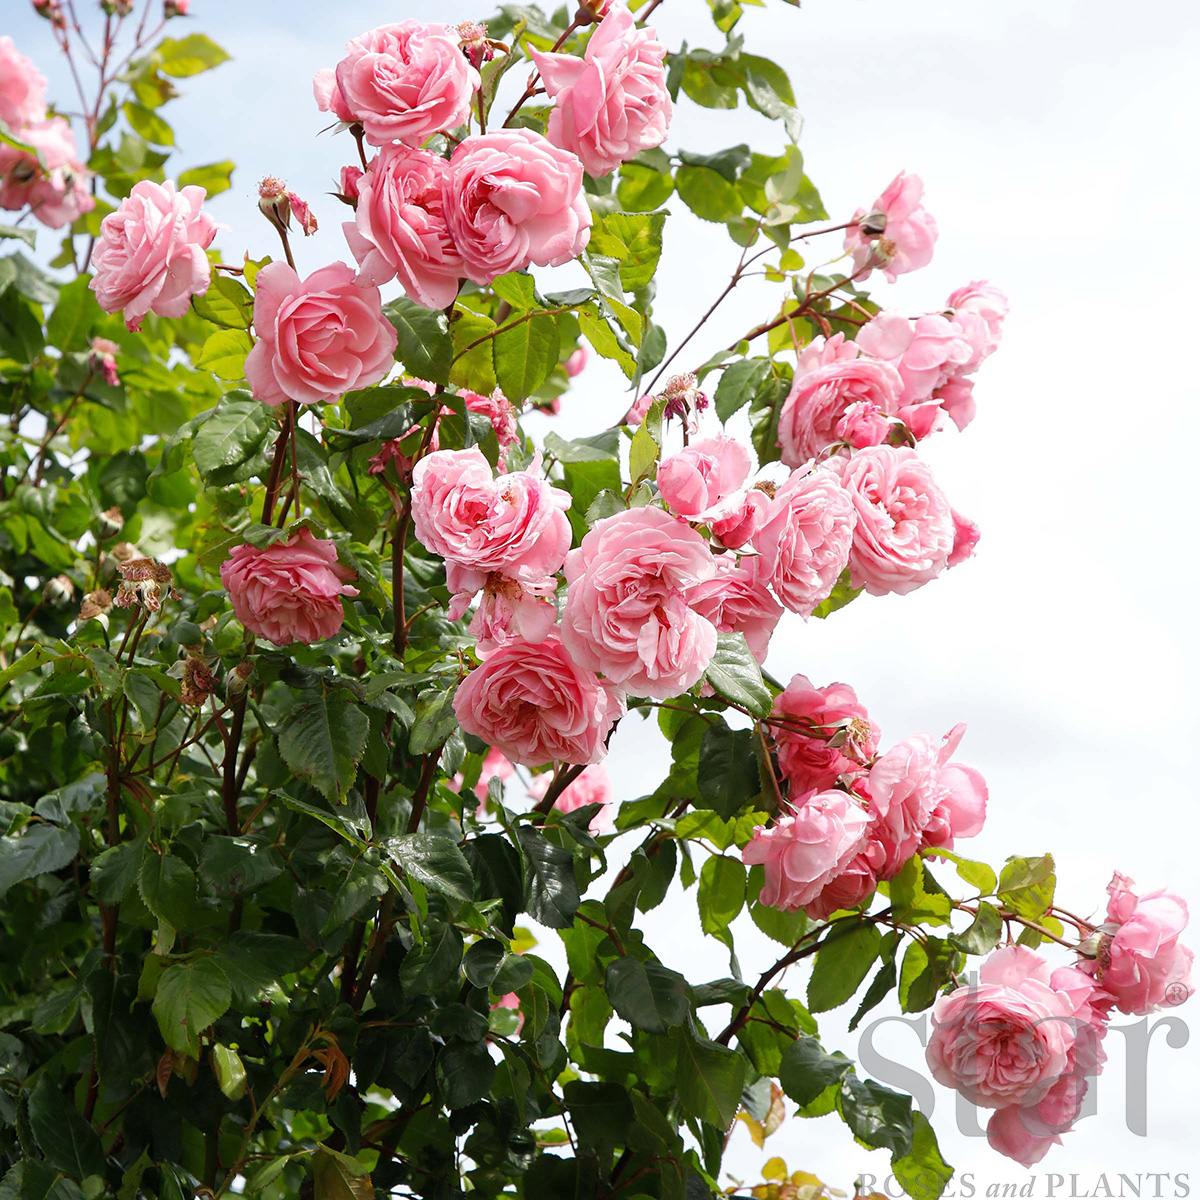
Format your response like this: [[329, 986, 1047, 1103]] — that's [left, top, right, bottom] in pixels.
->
[[8, 0, 1200, 1192]]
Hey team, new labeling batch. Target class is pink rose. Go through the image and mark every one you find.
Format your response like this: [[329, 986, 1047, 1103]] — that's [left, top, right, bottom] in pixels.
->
[[844, 171, 938, 282], [778, 334, 903, 467], [865, 724, 986, 876], [528, 763, 615, 833], [530, 5, 672, 178], [410, 448, 572, 604], [743, 789, 872, 913], [343, 144, 463, 309], [1082, 873, 1194, 1015], [686, 554, 782, 665], [656, 435, 752, 519], [443, 130, 591, 286], [566, 346, 588, 377], [751, 465, 855, 616], [709, 487, 771, 549], [0, 37, 48, 130], [1, 117, 94, 231], [835, 446, 970, 597], [934, 377, 976, 434], [88, 179, 212, 327], [561, 506, 718, 700], [623, 392, 653, 426], [805, 836, 887, 921], [469, 574, 559, 657], [323, 22, 478, 147], [772, 674, 879, 795], [927, 947, 1086, 1109], [453, 633, 624, 766], [244, 261, 397, 406], [462, 387, 518, 451], [856, 310, 974, 418], [220, 529, 359, 646], [947, 280, 1009, 373]]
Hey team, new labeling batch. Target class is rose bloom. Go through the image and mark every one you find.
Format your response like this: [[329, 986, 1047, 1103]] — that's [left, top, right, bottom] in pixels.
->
[[468, 573, 558, 657], [656, 434, 752, 520], [686, 555, 782, 665], [530, 5, 672, 177], [772, 674, 879, 795], [856, 310, 974, 422], [453, 633, 625, 766], [343, 144, 463, 310], [443, 130, 591, 286], [0, 37, 47, 130], [528, 763, 615, 833], [836, 446, 973, 597], [463, 387, 519, 451], [1081, 873, 1194, 1015], [410, 448, 571, 602], [927, 946, 1088, 1109], [946, 280, 1009, 373], [244, 261, 397, 406], [89, 180, 212, 328], [320, 22, 479, 147], [1, 117, 94, 230], [778, 334, 903, 467], [844, 170, 938, 283], [561, 505, 718, 701], [220, 529, 359, 646], [566, 346, 588, 377], [743, 789, 872, 913], [864, 724, 987, 877], [805, 828, 888, 921], [752, 465, 855, 616], [709, 486, 771, 550]]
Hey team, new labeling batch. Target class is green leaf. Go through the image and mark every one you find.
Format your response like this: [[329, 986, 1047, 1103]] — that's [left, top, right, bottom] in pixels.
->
[[27, 1073, 105, 1181], [697, 855, 745, 935], [543, 429, 620, 463], [563, 1080, 635, 1146], [779, 1035, 853, 1106], [714, 357, 771, 422], [123, 101, 174, 146], [157, 33, 231, 77], [811, 570, 863, 619], [195, 328, 253, 380], [191, 398, 271, 485], [517, 826, 580, 929], [604, 956, 689, 1033], [176, 160, 235, 197], [839, 1074, 913, 1157], [675, 165, 745, 223], [950, 901, 1003, 956], [436, 1039, 496, 1110], [152, 957, 232, 1057], [892, 1111, 954, 1200], [807, 922, 882, 1013], [45, 275, 102, 352], [278, 690, 370, 804], [193, 273, 253, 329], [386, 833, 474, 909], [0, 822, 80, 898], [386, 297, 452, 385], [588, 211, 668, 291], [409, 686, 459, 754], [704, 632, 772, 717], [998, 854, 1056, 919], [91, 837, 147, 904], [87, 969, 140, 1082], [493, 311, 561, 402], [0, 222, 37, 249], [890, 858, 952, 927], [697, 722, 760, 818], [676, 1031, 746, 1127], [138, 851, 196, 929], [211, 1043, 247, 1101], [617, 162, 674, 212], [198, 836, 283, 897], [932, 849, 997, 896], [311, 1145, 373, 1200]]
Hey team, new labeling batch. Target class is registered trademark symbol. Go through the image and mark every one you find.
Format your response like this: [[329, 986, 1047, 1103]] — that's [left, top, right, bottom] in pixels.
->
[[1164, 981, 1191, 1007]]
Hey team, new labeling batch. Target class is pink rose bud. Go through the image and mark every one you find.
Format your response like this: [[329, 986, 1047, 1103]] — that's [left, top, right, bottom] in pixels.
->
[[164, 0, 189, 14], [575, 0, 612, 23], [101, 0, 135, 15], [623, 392, 653, 426], [88, 337, 120, 387], [566, 346, 588, 377], [33, 0, 68, 27], [337, 165, 363, 205]]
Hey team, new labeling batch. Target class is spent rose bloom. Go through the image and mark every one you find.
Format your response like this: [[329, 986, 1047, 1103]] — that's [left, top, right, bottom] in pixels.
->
[[410, 448, 572, 605], [686, 555, 782, 665], [1, 117, 94, 230], [927, 947, 1086, 1109], [866, 724, 987, 876], [752, 465, 855, 616], [743, 790, 872, 913], [0, 37, 48, 130], [220, 529, 359, 646], [655, 435, 752, 520], [443, 129, 591, 285], [343, 144, 463, 309], [320, 22, 479, 147], [245, 261, 397, 406], [778, 334, 903, 467], [453, 633, 624, 766], [835, 446, 973, 597], [772, 674, 879, 795], [561, 505, 718, 700], [1082, 873, 1194, 1015], [469, 574, 559, 657], [530, 5, 672, 178], [89, 179, 214, 328], [845, 170, 938, 283]]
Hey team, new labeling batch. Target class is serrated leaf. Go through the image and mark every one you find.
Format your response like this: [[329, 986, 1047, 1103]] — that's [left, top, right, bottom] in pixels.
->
[[386, 833, 473, 909], [138, 851, 196, 929], [152, 957, 231, 1057], [278, 690, 370, 803], [604, 956, 689, 1033], [704, 632, 772, 717]]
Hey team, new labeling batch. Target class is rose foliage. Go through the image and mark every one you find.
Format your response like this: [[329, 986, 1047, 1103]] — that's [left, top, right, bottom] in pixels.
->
[[0, 3, 1192, 1200]]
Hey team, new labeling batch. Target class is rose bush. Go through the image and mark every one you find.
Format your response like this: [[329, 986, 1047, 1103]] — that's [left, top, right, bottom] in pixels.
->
[[0, 2, 1190, 1199]]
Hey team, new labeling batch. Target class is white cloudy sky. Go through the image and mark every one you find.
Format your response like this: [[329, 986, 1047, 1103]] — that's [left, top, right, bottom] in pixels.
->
[[10, 0, 1200, 1190]]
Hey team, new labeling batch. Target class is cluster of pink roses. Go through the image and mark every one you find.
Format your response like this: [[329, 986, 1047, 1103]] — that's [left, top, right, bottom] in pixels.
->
[[928, 875, 1193, 1167], [743, 674, 987, 919], [0, 36, 94, 229]]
